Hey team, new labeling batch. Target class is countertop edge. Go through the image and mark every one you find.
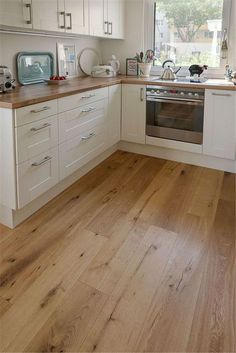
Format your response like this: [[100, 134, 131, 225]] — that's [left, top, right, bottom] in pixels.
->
[[0, 77, 235, 109]]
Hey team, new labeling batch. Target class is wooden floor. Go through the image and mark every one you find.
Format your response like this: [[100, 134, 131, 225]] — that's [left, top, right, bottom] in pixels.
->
[[0, 151, 235, 353]]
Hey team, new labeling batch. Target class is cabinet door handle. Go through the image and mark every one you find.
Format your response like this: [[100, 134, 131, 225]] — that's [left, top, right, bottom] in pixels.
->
[[30, 123, 51, 132], [59, 11, 66, 29], [66, 13, 72, 30], [212, 93, 232, 97], [25, 3, 32, 25], [81, 107, 96, 113], [30, 106, 51, 113], [108, 22, 113, 35], [140, 88, 144, 102], [81, 132, 95, 141], [104, 21, 109, 35], [31, 156, 52, 167], [81, 94, 96, 99]]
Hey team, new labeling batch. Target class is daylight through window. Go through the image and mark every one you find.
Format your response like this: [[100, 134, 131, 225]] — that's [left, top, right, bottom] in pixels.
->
[[154, 0, 226, 68]]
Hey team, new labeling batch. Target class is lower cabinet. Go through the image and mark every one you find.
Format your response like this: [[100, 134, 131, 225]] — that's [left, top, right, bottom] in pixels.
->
[[17, 147, 59, 208], [121, 84, 146, 144], [203, 89, 236, 160], [107, 84, 121, 146]]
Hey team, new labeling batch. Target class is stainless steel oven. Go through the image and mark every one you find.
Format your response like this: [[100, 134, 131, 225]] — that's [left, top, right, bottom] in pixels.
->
[[146, 86, 205, 144]]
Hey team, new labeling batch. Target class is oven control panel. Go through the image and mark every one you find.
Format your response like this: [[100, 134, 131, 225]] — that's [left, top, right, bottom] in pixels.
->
[[146, 86, 205, 101]]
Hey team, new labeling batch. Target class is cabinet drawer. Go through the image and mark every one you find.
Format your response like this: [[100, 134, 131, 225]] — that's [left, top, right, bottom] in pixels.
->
[[17, 147, 59, 208], [15, 115, 58, 164], [59, 99, 107, 142], [15, 100, 58, 127], [59, 124, 106, 180], [58, 87, 108, 113]]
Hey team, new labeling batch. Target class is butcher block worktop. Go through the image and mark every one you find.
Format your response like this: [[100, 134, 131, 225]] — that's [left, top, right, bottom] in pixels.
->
[[0, 75, 235, 109]]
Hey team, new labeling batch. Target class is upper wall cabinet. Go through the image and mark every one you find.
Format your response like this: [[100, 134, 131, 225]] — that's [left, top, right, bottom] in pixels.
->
[[32, 0, 89, 35], [89, 0, 124, 39], [0, 0, 33, 29]]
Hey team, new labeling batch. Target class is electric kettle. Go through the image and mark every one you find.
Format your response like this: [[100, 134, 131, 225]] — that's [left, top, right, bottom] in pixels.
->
[[161, 60, 181, 80]]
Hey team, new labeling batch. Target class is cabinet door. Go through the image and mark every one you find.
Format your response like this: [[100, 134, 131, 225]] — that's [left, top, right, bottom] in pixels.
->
[[0, 0, 33, 28], [65, 0, 89, 35], [122, 84, 146, 144], [203, 90, 236, 160], [107, 0, 124, 39], [89, 0, 107, 37], [32, 0, 65, 32], [107, 84, 121, 146]]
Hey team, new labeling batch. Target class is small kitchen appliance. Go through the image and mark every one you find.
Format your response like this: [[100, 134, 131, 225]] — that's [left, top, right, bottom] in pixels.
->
[[0, 66, 15, 93], [91, 65, 116, 78], [161, 60, 181, 80], [146, 86, 205, 144]]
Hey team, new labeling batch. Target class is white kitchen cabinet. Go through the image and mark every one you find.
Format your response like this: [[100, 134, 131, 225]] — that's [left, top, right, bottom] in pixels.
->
[[32, 0, 64, 32], [107, 84, 121, 146], [17, 147, 59, 208], [106, 0, 124, 39], [0, 0, 33, 29], [203, 89, 236, 160], [32, 0, 88, 34], [121, 84, 146, 144], [89, 0, 124, 38]]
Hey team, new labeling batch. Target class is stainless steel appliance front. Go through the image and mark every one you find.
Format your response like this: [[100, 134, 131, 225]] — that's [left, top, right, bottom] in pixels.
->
[[146, 86, 205, 144]]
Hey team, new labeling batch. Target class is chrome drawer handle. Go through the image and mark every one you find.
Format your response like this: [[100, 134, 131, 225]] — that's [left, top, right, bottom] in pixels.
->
[[212, 93, 232, 97], [81, 94, 96, 99], [30, 106, 51, 113], [59, 11, 66, 29], [25, 3, 32, 25], [81, 107, 96, 113], [81, 132, 95, 141], [66, 13, 72, 30], [31, 156, 52, 167], [30, 123, 51, 132]]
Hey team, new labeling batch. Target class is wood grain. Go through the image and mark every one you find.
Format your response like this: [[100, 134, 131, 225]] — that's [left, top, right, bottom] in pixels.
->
[[0, 151, 235, 352], [0, 76, 235, 109]]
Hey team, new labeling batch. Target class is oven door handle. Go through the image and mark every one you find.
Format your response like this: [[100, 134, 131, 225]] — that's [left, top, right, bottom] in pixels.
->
[[147, 97, 204, 106]]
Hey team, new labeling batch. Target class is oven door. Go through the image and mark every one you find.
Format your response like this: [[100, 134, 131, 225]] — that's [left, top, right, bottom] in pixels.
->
[[146, 97, 204, 144]]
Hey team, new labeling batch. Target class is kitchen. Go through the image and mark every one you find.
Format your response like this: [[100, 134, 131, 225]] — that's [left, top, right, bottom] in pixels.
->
[[0, 0, 235, 352]]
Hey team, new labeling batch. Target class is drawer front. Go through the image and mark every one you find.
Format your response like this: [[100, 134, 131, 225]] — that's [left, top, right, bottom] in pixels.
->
[[59, 124, 106, 180], [15, 115, 59, 164], [58, 87, 108, 113], [17, 147, 59, 208], [15, 100, 58, 127], [59, 99, 107, 142]]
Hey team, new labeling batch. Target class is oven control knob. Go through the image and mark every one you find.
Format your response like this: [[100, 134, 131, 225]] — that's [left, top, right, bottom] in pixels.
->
[[194, 93, 199, 97], [164, 91, 168, 94], [180, 92, 185, 95], [151, 90, 155, 94], [188, 92, 193, 96]]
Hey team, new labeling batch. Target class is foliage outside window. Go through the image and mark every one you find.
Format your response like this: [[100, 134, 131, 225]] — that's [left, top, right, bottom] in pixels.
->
[[154, 0, 225, 68]]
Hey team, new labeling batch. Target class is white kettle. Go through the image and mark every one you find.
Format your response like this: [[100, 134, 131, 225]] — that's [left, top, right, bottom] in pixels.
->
[[107, 55, 120, 76]]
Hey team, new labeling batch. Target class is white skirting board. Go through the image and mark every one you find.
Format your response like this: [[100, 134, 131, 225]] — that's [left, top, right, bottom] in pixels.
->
[[119, 141, 236, 173], [0, 144, 118, 229]]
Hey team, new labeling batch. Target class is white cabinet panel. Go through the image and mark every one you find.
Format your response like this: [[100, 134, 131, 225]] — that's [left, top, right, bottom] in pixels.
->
[[17, 147, 59, 208], [107, 0, 124, 39], [59, 124, 107, 179], [32, 0, 64, 32], [59, 99, 107, 142], [15, 100, 58, 127], [65, 0, 89, 35], [15, 115, 58, 164], [58, 87, 108, 112], [107, 84, 121, 146], [203, 90, 236, 160], [0, 0, 33, 28], [89, 0, 106, 37], [122, 84, 146, 144]]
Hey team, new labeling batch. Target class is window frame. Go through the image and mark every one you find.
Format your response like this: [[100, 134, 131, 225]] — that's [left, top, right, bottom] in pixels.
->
[[145, 0, 233, 77]]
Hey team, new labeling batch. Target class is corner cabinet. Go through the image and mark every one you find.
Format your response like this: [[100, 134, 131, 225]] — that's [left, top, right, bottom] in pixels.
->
[[121, 84, 146, 144], [203, 89, 236, 160]]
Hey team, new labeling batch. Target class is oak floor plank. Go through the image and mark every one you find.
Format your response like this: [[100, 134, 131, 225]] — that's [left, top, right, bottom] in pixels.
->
[[0, 152, 234, 353]]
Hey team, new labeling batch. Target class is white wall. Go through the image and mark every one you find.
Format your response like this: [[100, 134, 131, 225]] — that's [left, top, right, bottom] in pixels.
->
[[228, 0, 236, 67], [0, 32, 102, 83]]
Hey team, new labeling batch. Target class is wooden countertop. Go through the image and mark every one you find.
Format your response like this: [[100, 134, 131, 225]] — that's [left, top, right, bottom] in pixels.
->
[[0, 75, 235, 109]]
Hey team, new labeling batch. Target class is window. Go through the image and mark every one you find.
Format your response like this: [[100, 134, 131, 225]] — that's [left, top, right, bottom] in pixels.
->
[[153, 0, 231, 68]]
